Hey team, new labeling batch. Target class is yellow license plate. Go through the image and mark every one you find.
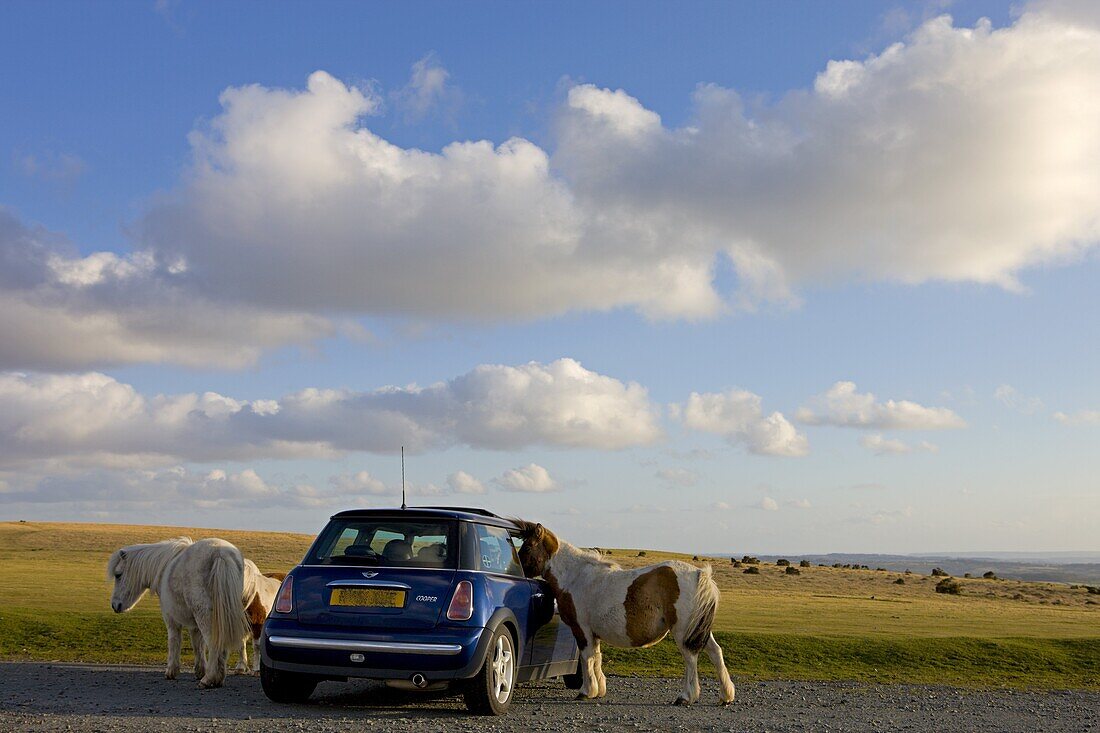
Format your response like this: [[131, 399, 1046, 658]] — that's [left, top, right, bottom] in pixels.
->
[[330, 588, 406, 608]]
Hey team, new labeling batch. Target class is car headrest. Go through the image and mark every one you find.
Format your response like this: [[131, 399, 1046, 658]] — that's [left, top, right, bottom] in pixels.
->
[[381, 538, 412, 561]]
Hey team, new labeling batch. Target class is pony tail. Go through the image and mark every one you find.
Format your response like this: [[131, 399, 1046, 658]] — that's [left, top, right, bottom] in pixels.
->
[[206, 549, 250, 657], [683, 564, 719, 653]]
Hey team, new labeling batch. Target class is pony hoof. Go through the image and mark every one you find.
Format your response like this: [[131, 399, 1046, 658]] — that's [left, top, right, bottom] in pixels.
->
[[720, 699, 734, 707], [673, 697, 691, 706], [575, 693, 595, 701]]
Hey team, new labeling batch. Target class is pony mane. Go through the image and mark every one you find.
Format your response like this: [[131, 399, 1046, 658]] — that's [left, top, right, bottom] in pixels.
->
[[242, 558, 286, 603], [576, 546, 620, 570], [511, 518, 541, 541], [512, 518, 560, 554], [107, 537, 193, 588], [512, 519, 621, 573]]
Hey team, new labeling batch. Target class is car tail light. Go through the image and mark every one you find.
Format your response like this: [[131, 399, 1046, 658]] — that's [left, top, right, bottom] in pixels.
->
[[447, 580, 473, 621], [274, 575, 294, 614]]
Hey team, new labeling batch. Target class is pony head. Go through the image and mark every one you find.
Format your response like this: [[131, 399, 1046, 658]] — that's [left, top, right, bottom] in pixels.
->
[[107, 547, 147, 613], [106, 537, 192, 613], [514, 519, 559, 578]]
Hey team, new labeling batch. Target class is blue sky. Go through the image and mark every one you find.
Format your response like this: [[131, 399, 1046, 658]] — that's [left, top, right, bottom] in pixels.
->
[[1, 0, 1097, 554]]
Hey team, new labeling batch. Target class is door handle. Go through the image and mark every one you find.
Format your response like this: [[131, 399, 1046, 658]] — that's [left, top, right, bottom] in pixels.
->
[[532, 592, 545, 599]]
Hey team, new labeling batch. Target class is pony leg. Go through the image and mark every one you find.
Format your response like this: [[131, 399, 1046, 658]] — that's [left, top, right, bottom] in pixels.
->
[[251, 638, 261, 673], [704, 634, 735, 705], [189, 628, 206, 678], [195, 609, 227, 689], [165, 625, 182, 680], [592, 640, 607, 698], [199, 642, 228, 689], [576, 638, 600, 700], [673, 643, 701, 705], [233, 637, 248, 674]]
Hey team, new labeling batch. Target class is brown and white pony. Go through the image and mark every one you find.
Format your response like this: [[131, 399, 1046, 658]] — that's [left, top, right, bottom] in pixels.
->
[[233, 561, 287, 674], [516, 521, 735, 706]]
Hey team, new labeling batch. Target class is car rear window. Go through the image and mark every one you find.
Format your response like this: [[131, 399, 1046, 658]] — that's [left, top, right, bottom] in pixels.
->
[[309, 518, 457, 568]]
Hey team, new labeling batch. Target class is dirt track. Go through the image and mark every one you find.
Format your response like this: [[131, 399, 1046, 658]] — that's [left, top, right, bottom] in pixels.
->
[[1, 663, 1096, 732]]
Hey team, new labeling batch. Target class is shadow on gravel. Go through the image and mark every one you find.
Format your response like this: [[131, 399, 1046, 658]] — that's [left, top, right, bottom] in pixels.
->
[[0, 663, 579, 720]]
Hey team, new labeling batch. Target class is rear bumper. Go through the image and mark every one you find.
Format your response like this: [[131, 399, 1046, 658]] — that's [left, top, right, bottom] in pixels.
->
[[260, 619, 490, 681], [267, 636, 464, 655]]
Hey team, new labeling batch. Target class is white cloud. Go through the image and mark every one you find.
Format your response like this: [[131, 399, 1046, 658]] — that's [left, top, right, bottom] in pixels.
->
[[869, 506, 915, 525], [392, 53, 463, 122], [0, 461, 460, 509], [994, 384, 1044, 414], [0, 465, 332, 509], [330, 470, 387, 495], [0, 359, 660, 472], [494, 463, 558, 493], [797, 382, 965, 430], [4, 5, 1098, 371], [447, 470, 485, 495], [655, 467, 699, 488], [789, 498, 812, 509], [0, 208, 328, 370], [759, 497, 779, 512], [558, 6, 1100, 295], [672, 389, 808, 457], [137, 7, 1100, 332], [860, 434, 912, 455], [1053, 410, 1100, 426]]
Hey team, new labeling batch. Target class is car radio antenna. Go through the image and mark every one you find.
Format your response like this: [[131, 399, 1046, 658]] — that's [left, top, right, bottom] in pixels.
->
[[400, 445, 407, 510]]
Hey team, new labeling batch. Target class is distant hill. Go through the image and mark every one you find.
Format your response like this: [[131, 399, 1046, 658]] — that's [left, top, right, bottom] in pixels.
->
[[748, 553, 1100, 585]]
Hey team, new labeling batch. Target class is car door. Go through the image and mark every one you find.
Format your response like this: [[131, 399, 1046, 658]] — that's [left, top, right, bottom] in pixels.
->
[[524, 576, 564, 667], [470, 524, 533, 652], [507, 534, 578, 670]]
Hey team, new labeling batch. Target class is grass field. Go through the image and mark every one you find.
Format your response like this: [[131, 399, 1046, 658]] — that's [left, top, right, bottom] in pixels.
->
[[1, 521, 1097, 689]]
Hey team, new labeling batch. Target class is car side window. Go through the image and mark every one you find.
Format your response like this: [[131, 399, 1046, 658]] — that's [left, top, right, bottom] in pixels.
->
[[475, 525, 524, 577]]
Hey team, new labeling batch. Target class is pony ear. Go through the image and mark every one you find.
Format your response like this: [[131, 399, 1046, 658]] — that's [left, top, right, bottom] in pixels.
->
[[118, 550, 127, 559], [534, 523, 545, 539]]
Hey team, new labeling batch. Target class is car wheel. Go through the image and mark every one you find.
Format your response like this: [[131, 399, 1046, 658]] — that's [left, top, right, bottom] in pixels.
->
[[562, 661, 583, 690], [463, 626, 516, 715], [260, 660, 318, 704]]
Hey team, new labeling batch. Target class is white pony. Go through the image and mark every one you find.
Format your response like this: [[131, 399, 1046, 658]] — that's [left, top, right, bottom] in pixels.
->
[[516, 521, 735, 706], [232, 560, 286, 675], [107, 537, 251, 688]]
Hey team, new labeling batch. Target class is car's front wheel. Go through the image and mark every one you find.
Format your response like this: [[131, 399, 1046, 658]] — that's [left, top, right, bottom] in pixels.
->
[[260, 660, 319, 704], [464, 626, 516, 715]]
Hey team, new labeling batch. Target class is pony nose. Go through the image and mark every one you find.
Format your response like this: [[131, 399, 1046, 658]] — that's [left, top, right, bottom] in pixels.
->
[[112, 601, 122, 613]]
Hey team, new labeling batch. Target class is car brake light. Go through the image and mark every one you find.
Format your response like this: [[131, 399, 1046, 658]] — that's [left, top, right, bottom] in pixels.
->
[[275, 575, 294, 613], [447, 580, 473, 621]]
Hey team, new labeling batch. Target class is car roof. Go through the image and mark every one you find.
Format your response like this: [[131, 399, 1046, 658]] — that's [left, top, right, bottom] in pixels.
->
[[329, 506, 519, 529]]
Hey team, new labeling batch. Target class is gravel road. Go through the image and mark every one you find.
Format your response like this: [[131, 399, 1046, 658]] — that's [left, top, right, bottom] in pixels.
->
[[1, 663, 1096, 732]]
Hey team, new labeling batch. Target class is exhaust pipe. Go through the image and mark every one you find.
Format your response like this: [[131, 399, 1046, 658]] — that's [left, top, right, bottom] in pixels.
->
[[411, 673, 427, 688]]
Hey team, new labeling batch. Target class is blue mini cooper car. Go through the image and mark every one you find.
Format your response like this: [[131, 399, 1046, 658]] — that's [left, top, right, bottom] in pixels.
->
[[260, 507, 580, 715]]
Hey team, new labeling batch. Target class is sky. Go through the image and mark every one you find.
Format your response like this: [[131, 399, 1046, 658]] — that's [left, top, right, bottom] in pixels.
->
[[1, 0, 1098, 554]]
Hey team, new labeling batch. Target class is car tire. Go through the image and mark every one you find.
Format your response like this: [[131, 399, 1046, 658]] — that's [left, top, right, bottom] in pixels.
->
[[260, 660, 318, 704], [562, 661, 584, 690], [463, 626, 516, 716]]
